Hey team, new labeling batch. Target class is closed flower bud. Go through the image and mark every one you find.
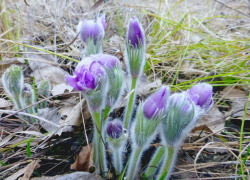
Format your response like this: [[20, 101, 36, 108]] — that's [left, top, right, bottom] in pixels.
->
[[162, 92, 195, 147], [22, 83, 35, 115], [143, 86, 170, 119], [2, 65, 24, 99], [38, 79, 51, 98], [125, 17, 146, 78], [107, 120, 123, 139], [95, 54, 123, 110], [127, 17, 144, 48], [188, 83, 213, 111], [77, 14, 106, 56]]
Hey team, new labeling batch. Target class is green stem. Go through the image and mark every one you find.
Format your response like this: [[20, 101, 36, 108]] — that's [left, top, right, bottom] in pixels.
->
[[103, 106, 111, 120], [126, 146, 142, 180], [145, 146, 165, 177], [114, 147, 122, 175], [159, 146, 175, 180], [92, 111, 107, 176], [239, 93, 250, 180], [124, 77, 137, 129]]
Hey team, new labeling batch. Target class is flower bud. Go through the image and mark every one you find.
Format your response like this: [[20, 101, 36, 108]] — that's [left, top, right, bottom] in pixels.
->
[[95, 54, 123, 110], [38, 79, 51, 98], [127, 17, 144, 48], [161, 92, 195, 147], [77, 14, 106, 56], [143, 86, 170, 119], [188, 83, 213, 111], [107, 120, 123, 139], [22, 83, 35, 114], [2, 65, 24, 99], [125, 17, 146, 78]]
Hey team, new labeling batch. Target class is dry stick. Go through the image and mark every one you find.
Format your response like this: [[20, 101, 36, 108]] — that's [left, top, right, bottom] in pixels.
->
[[0, 110, 59, 128]]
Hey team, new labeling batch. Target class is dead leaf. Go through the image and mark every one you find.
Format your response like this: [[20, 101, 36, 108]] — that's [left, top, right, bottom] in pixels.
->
[[196, 106, 225, 133], [0, 98, 12, 108], [6, 160, 39, 180], [89, 0, 104, 12], [70, 144, 94, 172], [39, 107, 60, 132], [20, 160, 40, 180], [51, 83, 73, 96], [55, 172, 103, 180], [0, 134, 15, 148], [228, 98, 250, 119], [219, 86, 247, 100], [30, 66, 67, 86]]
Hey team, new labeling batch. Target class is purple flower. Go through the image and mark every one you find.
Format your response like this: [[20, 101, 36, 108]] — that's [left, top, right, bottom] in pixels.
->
[[143, 86, 170, 119], [77, 14, 106, 43], [188, 83, 213, 110], [127, 17, 144, 48], [107, 120, 123, 139], [65, 57, 104, 92], [92, 54, 120, 70]]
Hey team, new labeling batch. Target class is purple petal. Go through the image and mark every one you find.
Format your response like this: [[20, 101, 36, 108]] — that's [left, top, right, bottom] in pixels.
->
[[143, 86, 170, 119], [65, 75, 83, 91], [98, 13, 106, 30], [79, 19, 104, 42], [94, 54, 120, 69], [127, 17, 144, 47], [106, 120, 123, 139]]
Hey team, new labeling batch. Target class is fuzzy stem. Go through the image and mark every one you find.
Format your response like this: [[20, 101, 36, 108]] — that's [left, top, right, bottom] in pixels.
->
[[113, 147, 122, 175], [158, 146, 175, 180], [124, 77, 137, 129], [144, 146, 165, 177], [126, 146, 142, 180], [103, 106, 111, 120], [92, 111, 107, 176]]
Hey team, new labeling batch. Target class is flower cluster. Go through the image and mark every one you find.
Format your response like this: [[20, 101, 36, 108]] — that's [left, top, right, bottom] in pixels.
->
[[1, 13, 214, 180]]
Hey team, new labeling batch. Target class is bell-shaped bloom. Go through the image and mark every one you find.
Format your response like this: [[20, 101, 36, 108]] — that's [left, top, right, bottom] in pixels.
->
[[65, 58, 104, 92], [65, 56, 107, 112], [107, 120, 123, 139], [127, 17, 144, 48], [188, 83, 213, 111], [77, 14, 106, 56], [143, 86, 170, 119], [161, 92, 195, 148], [125, 16, 146, 78], [2, 65, 24, 98]]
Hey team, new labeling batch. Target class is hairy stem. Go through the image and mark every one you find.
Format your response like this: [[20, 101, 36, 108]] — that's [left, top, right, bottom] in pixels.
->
[[114, 147, 122, 175], [144, 146, 165, 177], [158, 146, 175, 180], [126, 146, 142, 180], [92, 111, 107, 176], [124, 77, 137, 129]]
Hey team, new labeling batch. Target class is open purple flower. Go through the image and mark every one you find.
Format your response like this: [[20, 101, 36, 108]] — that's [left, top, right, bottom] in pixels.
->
[[143, 86, 170, 119], [65, 57, 104, 92], [78, 14, 106, 43], [127, 17, 144, 48], [107, 120, 123, 139], [188, 83, 213, 110], [93, 54, 120, 69]]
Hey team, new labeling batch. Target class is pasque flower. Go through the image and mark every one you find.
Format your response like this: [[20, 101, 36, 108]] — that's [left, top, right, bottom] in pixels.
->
[[107, 120, 123, 139], [125, 16, 146, 78], [77, 14, 106, 56], [96, 54, 123, 112], [106, 119, 126, 175], [143, 86, 170, 119], [65, 56, 106, 112], [188, 83, 213, 111], [126, 86, 170, 180], [2, 65, 24, 110]]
